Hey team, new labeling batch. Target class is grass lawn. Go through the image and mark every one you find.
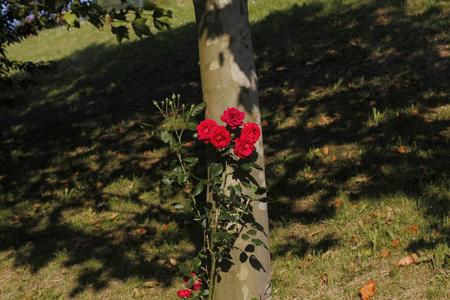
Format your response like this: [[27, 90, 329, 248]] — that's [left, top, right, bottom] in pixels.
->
[[1, 0, 449, 299]]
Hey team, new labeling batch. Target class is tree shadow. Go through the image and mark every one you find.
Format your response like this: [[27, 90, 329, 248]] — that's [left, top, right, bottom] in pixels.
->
[[251, 0, 449, 253]]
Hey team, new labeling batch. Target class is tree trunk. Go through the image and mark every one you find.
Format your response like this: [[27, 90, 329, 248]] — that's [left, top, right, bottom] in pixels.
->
[[193, 1, 271, 299]]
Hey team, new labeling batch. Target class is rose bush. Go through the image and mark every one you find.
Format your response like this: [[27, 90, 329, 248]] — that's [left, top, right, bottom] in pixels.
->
[[152, 98, 267, 300]]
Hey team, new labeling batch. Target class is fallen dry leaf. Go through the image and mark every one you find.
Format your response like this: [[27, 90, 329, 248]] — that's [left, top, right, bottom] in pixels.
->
[[392, 239, 401, 248], [169, 257, 177, 266], [377, 250, 391, 258], [329, 199, 342, 209], [298, 260, 310, 269], [110, 213, 119, 220], [309, 229, 323, 238], [143, 280, 159, 288], [396, 253, 418, 267], [407, 225, 419, 234], [322, 145, 330, 155], [396, 145, 408, 153], [135, 228, 148, 235], [359, 280, 377, 300], [320, 274, 328, 285], [412, 110, 420, 115]]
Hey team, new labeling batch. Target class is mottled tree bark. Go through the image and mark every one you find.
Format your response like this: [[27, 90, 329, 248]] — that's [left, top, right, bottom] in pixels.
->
[[193, 1, 271, 299]]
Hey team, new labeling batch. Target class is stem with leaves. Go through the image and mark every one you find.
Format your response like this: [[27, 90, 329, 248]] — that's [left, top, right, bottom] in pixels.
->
[[147, 97, 267, 299]]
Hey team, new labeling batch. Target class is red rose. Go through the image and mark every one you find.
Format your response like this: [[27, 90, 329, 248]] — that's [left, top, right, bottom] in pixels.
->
[[220, 107, 245, 129], [210, 126, 231, 149], [191, 280, 203, 291], [184, 272, 203, 291], [241, 122, 261, 143], [197, 119, 217, 143], [177, 289, 192, 298], [234, 136, 255, 158]]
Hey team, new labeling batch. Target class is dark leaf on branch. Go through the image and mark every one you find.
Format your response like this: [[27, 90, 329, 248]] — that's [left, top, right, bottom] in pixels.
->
[[132, 17, 152, 38]]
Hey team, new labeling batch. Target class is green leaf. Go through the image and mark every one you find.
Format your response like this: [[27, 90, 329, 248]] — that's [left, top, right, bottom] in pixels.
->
[[132, 17, 152, 38], [185, 278, 194, 289], [228, 186, 236, 198], [249, 162, 263, 170], [240, 163, 252, 171], [63, 11, 78, 27], [162, 178, 173, 185], [241, 181, 251, 189], [140, 122, 153, 131], [183, 157, 199, 163], [177, 174, 189, 184], [255, 187, 268, 195], [216, 252, 222, 262], [247, 229, 257, 236], [110, 8, 127, 21], [221, 213, 239, 222], [173, 166, 183, 174], [152, 9, 172, 30], [89, 2, 105, 14], [88, 15, 103, 30], [111, 25, 129, 43], [192, 182, 204, 197], [209, 163, 223, 179], [240, 162, 263, 171], [251, 238, 268, 249], [178, 264, 189, 276], [169, 133, 177, 146], [192, 257, 202, 271], [191, 102, 206, 117], [170, 159, 178, 170], [187, 122, 197, 131], [202, 289, 210, 296], [17, 5, 27, 18], [242, 234, 250, 241], [220, 231, 234, 239], [160, 131, 171, 144], [234, 185, 242, 195]]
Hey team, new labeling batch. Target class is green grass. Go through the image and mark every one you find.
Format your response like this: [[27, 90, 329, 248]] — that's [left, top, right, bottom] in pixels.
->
[[2, 0, 450, 299]]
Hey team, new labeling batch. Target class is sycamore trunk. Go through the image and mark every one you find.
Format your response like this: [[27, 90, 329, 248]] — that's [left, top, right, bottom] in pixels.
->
[[193, 1, 271, 299]]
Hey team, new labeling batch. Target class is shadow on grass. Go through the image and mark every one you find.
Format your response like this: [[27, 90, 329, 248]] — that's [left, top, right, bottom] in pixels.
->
[[253, 0, 449, 255], [0, 0, 449, 294]]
